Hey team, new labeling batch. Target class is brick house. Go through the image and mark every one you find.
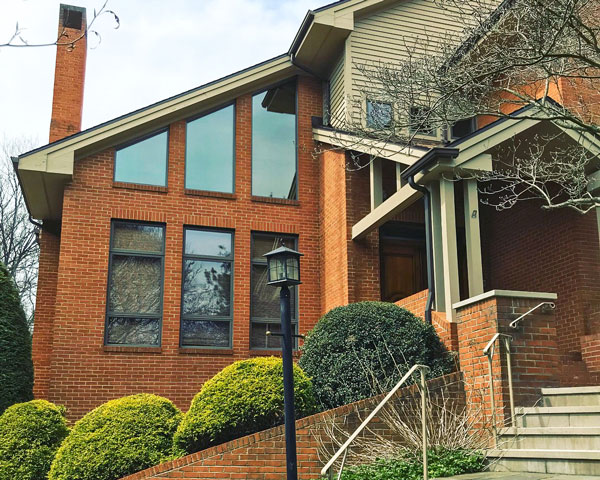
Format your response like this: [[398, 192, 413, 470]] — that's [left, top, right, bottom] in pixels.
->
[[15, 0, 600, 421]]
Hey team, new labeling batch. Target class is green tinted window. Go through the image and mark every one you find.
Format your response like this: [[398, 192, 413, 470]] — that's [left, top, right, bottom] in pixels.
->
[[186, 105, 235, 192], [114, 131, 168, 186]]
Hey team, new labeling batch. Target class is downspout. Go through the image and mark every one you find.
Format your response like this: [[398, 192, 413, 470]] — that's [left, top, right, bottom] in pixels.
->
[[407, 176, 435, 325]]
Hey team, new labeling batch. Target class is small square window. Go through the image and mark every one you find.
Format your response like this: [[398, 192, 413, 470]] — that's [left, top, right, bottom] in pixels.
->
[[451, 117, 476, 139], [409, 107, 437, 137], [366, 100, 393, 128]]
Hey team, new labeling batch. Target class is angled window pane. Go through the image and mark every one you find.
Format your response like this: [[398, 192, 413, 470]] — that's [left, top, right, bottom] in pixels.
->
[[106, 317, 160, 346], [181, 320, 230, 347], [252, 80, 297, 199], [109, 255, 161, 314], [113, 222, 164, 253], [182, 259, 231, 316], [114, 131, 168, 186], [186, 105, 234, 193], [185, 230, 232, 257]]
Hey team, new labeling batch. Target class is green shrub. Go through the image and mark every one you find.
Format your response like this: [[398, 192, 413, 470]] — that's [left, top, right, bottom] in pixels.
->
[[337, 449, 485, 480], [173, 357, 316, 455], [0, 262, 33, 413], [299, 301, 454, 409], [48, 394, 182, 480], [0, 400, 69, 480]]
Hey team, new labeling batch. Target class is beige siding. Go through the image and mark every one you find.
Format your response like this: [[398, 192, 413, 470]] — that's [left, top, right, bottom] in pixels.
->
[[329, 52, 346, 127]]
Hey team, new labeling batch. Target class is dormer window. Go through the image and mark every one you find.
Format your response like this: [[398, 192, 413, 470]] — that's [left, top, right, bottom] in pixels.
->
[[366, 100, 393, 128], [114, 130, 168, 187]]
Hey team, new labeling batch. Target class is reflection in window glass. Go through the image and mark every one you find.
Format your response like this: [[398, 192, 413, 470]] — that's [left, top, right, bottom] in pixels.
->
[[181, 228, 234, 348], [252, 80, 297, 199], [114, 131, 168, 186], [250, 233, 297, 349], [366, 100, 393, 128], [106, 221, 165, 346], [186, 105, 235, 193]]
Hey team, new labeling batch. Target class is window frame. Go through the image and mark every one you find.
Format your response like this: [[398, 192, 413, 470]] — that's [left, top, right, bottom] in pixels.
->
[[104, 220, 166, 347], [113, 128, 170, 187], [184, 102, 236, 194], [250, 78, 299, 201], [366, 98, 394, 129], [250, 232, 299, 350], [179, 226, 235, 349], [408, 106, 440, 139]]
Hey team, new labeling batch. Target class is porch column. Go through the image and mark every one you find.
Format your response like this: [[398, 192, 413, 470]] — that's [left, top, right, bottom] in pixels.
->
[[439, 178, 460, 321], [430, 181, 446, 312], [463, 179, 484, 296], [370, 157, 383, 211]]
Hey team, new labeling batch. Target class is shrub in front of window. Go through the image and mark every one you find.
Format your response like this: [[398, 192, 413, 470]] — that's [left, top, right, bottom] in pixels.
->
[[0, 262, 33, 414], [173, 357, 316, 455], [299, 302, 455, 409], [0, 400, 69, 480], [48, 394, 182, 480]]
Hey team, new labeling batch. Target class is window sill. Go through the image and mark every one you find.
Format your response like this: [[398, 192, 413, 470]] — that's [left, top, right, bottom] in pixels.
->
[[113, 182, 168, 193], [103, 345, 162, 354], [185, 189, 236, 200], [251, 196, 299, 206], [178, 347, 234, 355], [249, 349, 300, 358]]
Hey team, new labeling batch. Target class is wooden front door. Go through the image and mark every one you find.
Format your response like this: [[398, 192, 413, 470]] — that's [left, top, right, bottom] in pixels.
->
[[380, 239, 427, 303]]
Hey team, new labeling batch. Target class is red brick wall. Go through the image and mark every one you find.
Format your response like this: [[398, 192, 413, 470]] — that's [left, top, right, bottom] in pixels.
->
[[49, 6, 86, 143], [480, 202, 600, 357], [34, 75, 323, 420], [119, 372, 464, 480], [456, 295, 560, 425], [581, 333, 600, 377], [31, 229, 61, 399]]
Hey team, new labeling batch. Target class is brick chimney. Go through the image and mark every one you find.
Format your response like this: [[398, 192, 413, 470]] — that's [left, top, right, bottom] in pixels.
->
[[49, 4, 87, 143]]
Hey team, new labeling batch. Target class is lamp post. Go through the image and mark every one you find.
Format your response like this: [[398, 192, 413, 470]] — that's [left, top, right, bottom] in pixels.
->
[[264, 245, 303, 480]]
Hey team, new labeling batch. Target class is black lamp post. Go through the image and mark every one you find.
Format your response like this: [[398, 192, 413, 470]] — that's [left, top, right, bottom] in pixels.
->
[[264, 245, 303, 480]]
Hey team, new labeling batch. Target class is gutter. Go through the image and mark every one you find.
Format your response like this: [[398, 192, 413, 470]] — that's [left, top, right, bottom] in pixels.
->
[[401, 147, 459, 324], [288, 11, 315, 55]]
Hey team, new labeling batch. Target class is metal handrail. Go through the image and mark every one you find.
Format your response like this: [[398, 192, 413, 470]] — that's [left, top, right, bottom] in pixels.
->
[[509, 301, 555, 329], [321, 364, 431, 480], [483, 333, 514, 444]]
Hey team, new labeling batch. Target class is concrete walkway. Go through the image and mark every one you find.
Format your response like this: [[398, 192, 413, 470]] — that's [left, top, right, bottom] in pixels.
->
[[437, 473, 600, 480]]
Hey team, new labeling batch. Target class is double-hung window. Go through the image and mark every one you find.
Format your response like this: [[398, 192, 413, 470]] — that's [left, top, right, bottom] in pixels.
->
[[181, 228, 233, 348], [114, 130, 168, 187], [186, 104, 235, 193], [105, 221, 165, 346], [250, 233, 297, 349]]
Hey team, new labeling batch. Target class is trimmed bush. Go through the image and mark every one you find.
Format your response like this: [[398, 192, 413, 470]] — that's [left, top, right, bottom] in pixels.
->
[[48, 394, 182, 480], [173, 357, 316, 455], [0, 400, 69, 480], [299, 301, 454, 409], [0, 262, 33, 413]]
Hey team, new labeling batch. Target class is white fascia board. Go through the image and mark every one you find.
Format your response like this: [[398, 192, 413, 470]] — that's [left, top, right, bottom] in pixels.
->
[[352, 181, 422, 240], [313, 127, 423, 165]]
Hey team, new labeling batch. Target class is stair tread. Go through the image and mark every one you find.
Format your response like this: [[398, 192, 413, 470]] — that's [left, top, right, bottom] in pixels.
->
[[500, 427, 600, 435], [516, 406, 600, 414], [488, 449, 600, 460], [542, 386, 600, 395]]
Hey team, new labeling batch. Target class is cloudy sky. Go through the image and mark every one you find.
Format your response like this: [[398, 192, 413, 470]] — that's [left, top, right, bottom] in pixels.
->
[[0, 0, 318, 149]]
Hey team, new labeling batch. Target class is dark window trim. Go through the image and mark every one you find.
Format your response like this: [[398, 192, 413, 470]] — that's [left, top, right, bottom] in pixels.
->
[[250, 231, 298, 350], [184, 102, 236, 194], [104, 220, 166, 347], [250, 77, 299, 201], [180, 226, 235, 349], [113, 128, 170, 188]]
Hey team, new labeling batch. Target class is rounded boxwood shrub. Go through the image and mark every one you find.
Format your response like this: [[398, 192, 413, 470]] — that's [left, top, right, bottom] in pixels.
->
[[299, 301, 454, 409], [173, 357, 316, 455], [0, 262, 33, 414], [48, 394, 182, 480], [0, 400, 69, 480]]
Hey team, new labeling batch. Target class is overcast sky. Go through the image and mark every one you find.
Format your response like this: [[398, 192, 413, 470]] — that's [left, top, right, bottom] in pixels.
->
[[0, 0, 318, 149]]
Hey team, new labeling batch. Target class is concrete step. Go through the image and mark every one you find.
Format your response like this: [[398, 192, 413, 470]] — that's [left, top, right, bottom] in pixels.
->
[[515, 406, 600, 427], [487, 449, 600, 476], [498, 427, 600, 450], [541, 386, 600, 407]]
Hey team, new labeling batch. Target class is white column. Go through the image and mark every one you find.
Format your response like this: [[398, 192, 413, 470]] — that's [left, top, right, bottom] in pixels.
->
[[396, 163, 403, 192], [439, 178, 460, 321], [430, 181, 446, 312], [370, 157, 383, 211], [464, 179, 484, 297]]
